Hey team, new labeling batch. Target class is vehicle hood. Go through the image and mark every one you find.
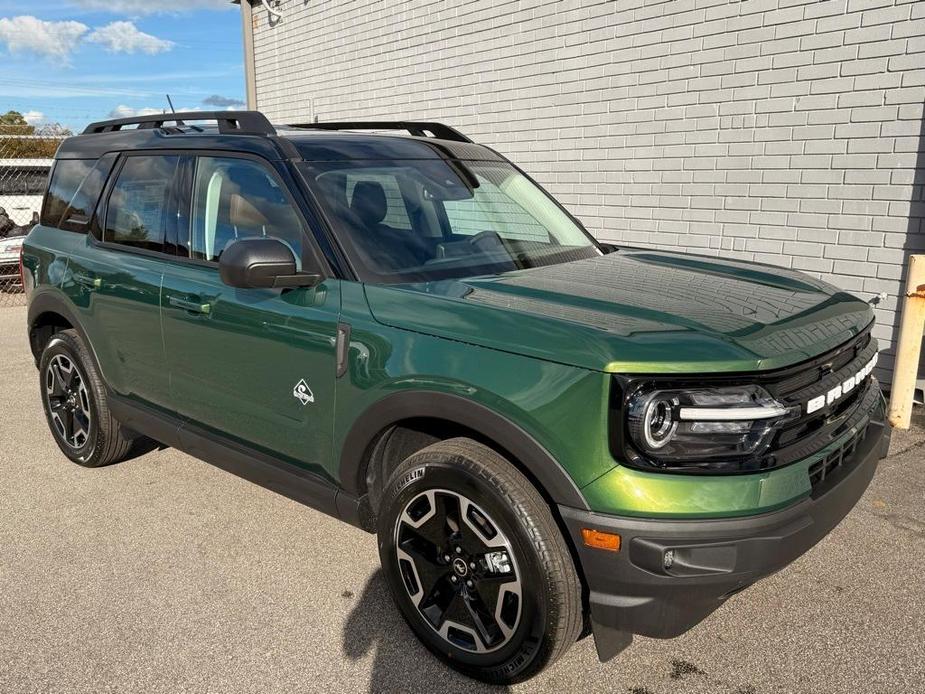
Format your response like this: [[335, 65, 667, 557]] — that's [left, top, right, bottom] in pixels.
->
[[363, 250, 874, 374]]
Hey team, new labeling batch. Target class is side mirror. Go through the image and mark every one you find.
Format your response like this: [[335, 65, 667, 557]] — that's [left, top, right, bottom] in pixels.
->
[[218, 238, 321, 289]]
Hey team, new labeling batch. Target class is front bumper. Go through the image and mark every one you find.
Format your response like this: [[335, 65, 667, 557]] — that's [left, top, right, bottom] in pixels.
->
[[559, 413, 891, 662]]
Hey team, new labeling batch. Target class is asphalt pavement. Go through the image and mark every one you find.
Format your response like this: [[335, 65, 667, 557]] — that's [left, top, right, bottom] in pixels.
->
[[0, 304, 922, 693]]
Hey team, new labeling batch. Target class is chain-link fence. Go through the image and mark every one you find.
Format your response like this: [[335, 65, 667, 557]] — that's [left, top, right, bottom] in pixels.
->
[[0, 125, 65, 305]]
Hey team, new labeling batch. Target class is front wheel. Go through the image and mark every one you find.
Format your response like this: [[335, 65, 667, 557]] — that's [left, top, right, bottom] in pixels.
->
[[377, 438, 583, 684]]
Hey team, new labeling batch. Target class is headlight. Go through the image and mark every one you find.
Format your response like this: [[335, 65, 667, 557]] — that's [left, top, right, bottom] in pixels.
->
[[628, 393, 678, 450], [625, 384, 797, 466]]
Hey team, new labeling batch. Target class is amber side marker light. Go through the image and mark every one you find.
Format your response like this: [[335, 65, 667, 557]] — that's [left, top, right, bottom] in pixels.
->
[[581, 528, 621, 552]]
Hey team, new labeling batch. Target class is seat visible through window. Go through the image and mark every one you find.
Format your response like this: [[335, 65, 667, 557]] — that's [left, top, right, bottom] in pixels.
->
[[342, 178, 428, 269], [350, 180, 391, 234]]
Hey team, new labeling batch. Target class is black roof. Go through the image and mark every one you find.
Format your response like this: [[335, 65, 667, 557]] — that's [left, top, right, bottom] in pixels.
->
[[56, 111, 504, 163]]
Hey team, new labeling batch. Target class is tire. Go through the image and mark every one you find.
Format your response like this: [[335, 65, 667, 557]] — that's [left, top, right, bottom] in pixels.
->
[[38, 329, 136, 467], [377, 437, 583, 685]]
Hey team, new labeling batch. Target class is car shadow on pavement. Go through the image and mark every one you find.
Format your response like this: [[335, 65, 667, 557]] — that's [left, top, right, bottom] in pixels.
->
[[122, 436, 165, 462], [343, 570, 511, 693]]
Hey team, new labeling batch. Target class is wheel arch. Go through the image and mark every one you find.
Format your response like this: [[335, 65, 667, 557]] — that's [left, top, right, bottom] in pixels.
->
[[339, 390, 590, 514], [27, 292, 97, 370]]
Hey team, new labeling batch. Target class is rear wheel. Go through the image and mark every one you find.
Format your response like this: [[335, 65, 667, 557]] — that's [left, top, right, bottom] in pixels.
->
[[39, 329, 137, 467], [377, 438, 583, 684]]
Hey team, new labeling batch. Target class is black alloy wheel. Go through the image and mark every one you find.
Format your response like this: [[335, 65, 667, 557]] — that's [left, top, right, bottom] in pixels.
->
[[38, 329, 138, 467], [44, 353, 92, 450], [377, 438, 583, 685], [395, 487, 522, 653]]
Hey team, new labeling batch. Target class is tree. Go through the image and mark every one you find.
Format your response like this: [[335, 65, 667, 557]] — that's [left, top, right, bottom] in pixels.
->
[[0, 111, 28, 127], [0, 110, 73, 158]]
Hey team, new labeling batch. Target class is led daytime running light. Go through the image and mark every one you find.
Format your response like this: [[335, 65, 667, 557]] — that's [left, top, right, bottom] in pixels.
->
[[678, 405, 789, 421]]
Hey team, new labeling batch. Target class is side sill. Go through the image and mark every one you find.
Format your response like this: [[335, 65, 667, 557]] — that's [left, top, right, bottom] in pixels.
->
[[107, 391, 373, 532]]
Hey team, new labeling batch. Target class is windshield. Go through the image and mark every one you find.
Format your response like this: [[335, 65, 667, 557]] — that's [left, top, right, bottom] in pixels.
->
[[297, 158, 600, 283]]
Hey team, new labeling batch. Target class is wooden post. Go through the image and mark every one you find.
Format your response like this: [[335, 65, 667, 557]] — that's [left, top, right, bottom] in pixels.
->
[[888, 255, 925, 430]]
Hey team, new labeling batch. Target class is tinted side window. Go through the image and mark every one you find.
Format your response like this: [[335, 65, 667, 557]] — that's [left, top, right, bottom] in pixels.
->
[[104, 156, 180, 252], [60, 154, 117, 232], [187, 156, 303, 266], [41, 159, 93, 230]]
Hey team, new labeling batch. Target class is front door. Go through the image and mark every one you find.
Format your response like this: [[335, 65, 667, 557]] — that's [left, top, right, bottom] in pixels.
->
[[161, 154, 340, 476]]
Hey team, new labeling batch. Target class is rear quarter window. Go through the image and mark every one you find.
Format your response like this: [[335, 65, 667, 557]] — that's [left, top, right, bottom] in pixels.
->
[[41, 155, 116, 232]]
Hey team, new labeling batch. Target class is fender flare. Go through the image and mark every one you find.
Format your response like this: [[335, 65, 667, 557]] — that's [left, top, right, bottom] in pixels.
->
[[28, 289, 79, 329], [338, 390, 590, 510], [26, 291, 102, 370]]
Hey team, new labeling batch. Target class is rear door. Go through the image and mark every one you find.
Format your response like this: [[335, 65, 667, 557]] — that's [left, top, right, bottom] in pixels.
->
[[61, 153, 184, 410], [160, 154, 340, 476]]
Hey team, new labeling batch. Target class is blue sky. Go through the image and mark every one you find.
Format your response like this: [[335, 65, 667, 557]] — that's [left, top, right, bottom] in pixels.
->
[[0, 0, 243, 132]]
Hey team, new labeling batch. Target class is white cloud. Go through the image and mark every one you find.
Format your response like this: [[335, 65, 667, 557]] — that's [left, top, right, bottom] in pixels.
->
[[203, 95, 245, 109], [0, 16, 88, 59], [0, 16, 174, 60], [23, 110, 45, 125], [69, 1, 234, 14], [108, 105, 165, 119], [88, 21, 173, 54]]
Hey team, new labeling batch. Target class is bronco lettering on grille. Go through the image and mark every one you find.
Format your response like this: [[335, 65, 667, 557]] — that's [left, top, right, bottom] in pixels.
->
[[806, 353, 878, 415]]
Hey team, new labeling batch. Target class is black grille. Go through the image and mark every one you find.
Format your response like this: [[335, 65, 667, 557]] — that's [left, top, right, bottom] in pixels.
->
[[808, 425, 868, 491], [772, 330, 872, 404], [763, 327, 876, 468]]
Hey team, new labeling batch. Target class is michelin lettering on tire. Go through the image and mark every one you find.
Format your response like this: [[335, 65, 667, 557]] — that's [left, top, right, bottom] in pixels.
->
[[396, 466, 425, 493]]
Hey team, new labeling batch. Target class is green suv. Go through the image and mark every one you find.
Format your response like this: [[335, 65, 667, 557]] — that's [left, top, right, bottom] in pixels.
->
[[23, 111, 890, 684]]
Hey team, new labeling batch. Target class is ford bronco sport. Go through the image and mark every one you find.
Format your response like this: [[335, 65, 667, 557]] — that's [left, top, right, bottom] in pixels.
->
[[23, 111, 891, 684]]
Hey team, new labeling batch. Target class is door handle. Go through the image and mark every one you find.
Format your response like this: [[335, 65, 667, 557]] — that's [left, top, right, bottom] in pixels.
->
[[74, 274, 101, 290], [168, 296, 212, 315]]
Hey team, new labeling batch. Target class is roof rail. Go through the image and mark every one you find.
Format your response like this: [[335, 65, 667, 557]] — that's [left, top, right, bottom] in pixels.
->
[[287, 121, 473, 143], [82, 111, 276, 136]]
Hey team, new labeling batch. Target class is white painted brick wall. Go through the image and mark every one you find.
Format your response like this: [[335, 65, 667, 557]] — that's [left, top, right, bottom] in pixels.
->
[[247, 0, 925, 382]]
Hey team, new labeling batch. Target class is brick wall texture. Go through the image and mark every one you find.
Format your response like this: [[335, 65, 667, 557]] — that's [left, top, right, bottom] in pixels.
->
[[248, 0, 925, 382]]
